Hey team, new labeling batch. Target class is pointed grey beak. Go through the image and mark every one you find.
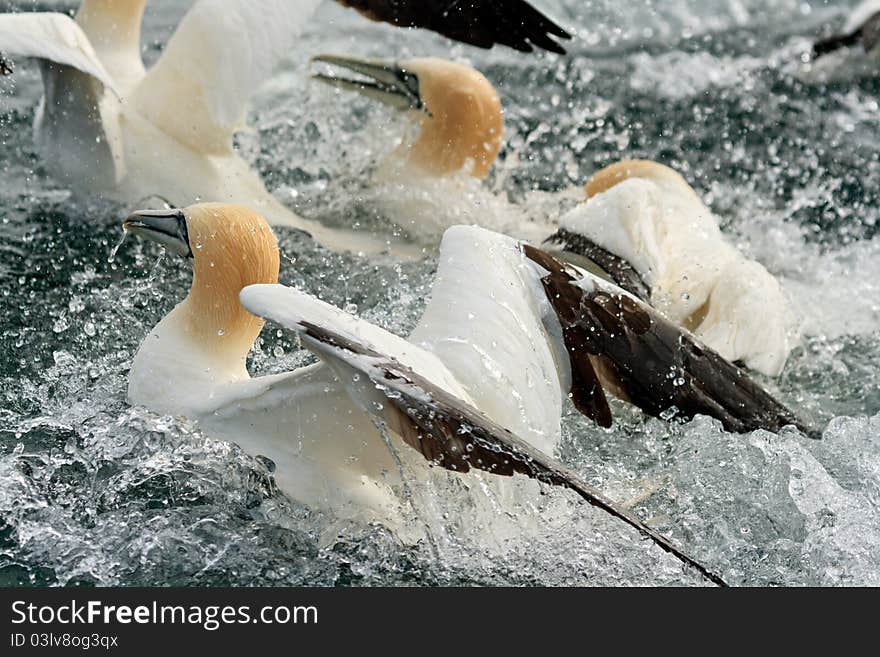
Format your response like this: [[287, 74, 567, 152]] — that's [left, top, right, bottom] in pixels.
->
[[123, 208, 193, 258], [310, 54, 426, 113]]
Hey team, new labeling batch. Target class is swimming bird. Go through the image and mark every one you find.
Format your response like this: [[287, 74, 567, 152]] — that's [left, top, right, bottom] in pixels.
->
[[544, 160, 799, 378], [311, 54, 540, 243], [312, 58, 798, 376], [0, 0, 569, 252], [124, 203, 810, 573], [313, 55, 504, 181], [124, 201, 753, 584], [813, 0, 880, 60]]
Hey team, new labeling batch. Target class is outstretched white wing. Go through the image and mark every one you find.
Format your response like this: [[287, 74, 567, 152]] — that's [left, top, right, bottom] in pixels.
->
[[239, 283, 474, 406], [239, 280, 726, 586], [0, 12, 117, 94], [132, 0, 324, 154], [408, 226, 568, 456]]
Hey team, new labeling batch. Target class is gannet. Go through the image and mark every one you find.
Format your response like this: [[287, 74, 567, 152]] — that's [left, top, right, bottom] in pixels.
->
[[311, 57, 798, 377], [123, 201, 727, 583], [544, 160, 799, 377], [123, 203, 811, 579], [313, 55, 504, 181], [813, 0, 880, 60], [0, 0, 569, 251], [309, 54, 544, 242]]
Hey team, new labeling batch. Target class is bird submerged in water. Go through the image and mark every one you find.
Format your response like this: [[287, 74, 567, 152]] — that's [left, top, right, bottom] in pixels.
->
[[315, 55, 798, 377], [122, 203, 812, 582], [313, 55, 505, 181], [545, 160, 800, 378], [310, 54, 529, 243], [0, 0, 568, 252]]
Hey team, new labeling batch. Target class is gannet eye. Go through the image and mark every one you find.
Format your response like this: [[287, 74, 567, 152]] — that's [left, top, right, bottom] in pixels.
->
[[395, 68, 427, 113]]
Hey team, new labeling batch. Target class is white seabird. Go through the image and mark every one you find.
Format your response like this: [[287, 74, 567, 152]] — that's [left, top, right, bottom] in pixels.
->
[[313, 56, 799, 376], [545, 160, 800, 377], [0, 0, 569, 252], [310, 54, 535, 243], [123, 202, 813, 581], [124, 202, 577, 518], [312, 55, 505, 181]]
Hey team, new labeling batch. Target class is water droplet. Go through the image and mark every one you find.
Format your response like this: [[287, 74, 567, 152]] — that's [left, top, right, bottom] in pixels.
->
[[84, 322, 97, 337], [217, 328, 225, 337], [108, 231, 127, 263], [273, 346, 284, 358], [660, 406, 680, 421], [344, 303, 358, 315]]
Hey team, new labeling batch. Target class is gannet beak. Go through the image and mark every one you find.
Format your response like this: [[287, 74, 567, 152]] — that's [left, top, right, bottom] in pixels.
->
[[123, 208, 193, 258], [310, 54, 426, 113]]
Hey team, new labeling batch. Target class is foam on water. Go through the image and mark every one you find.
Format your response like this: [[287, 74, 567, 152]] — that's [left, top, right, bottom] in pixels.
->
[[1, 0, 878, 586]]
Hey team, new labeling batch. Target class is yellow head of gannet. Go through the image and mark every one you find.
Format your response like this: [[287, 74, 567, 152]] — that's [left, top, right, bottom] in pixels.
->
[[312, 55, 503, 179], [584, 159, 702, 202], [124, 203, 279, 412]]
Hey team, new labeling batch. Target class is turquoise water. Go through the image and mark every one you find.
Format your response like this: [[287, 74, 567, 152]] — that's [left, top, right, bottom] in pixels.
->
[[1, 0, 878, 586]]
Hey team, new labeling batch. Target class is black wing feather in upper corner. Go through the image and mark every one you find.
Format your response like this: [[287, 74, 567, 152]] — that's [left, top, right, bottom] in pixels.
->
[[813, 9, 880, 58], [522, 245, 819, 438], [336, 0, 572, 54], [862, 12, 880, 52]]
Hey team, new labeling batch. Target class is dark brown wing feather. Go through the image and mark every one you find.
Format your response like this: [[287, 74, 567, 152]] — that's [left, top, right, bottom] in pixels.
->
[[813, 10, 880, 57], [335, 0, 571, 53], [862, 12, 880, 52], [522, 245, 613, 426], [523, 245, 819, 438], [543, 228, 652, 302], [297, 320, 726, 586]]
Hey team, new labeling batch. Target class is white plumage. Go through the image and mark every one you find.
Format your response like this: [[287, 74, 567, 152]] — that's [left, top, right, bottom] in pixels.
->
[[557, 162, 798, 376], [129, 218, 569, 526], [0, 1, 392, 253]]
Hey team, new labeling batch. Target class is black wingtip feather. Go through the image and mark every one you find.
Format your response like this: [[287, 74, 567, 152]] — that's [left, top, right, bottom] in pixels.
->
[[337, 0, 572, 54], [522, 245, 818, 439]]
